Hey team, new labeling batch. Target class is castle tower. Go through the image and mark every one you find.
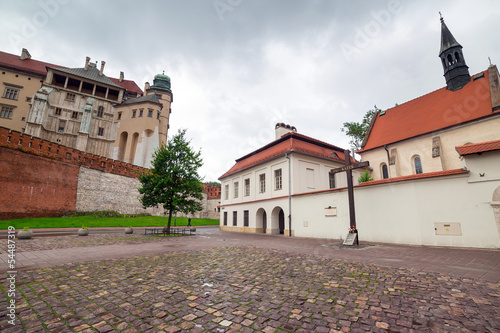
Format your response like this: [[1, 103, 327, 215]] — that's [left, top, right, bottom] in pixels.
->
[[146, 72, 173, 142], [439, 14, 471, 91]]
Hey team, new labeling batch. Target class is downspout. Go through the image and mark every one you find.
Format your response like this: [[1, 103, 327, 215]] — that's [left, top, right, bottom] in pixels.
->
[[285, 152, 292, 237], [384, 144, 391, 178]]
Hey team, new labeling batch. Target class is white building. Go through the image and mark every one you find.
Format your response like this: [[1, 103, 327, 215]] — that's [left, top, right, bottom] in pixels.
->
[[219, 123, 364, 236]]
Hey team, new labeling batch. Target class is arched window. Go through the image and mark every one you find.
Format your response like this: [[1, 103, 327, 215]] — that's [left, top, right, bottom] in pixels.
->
[[447, 54, 453, 66], [413, 156, 423, 174], [381, 163, 389, 179], [454, 52, 461, 63]]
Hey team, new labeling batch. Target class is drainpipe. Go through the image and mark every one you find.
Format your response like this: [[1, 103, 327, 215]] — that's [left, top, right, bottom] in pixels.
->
[[384, 145, 391, 178], [285, 152, 292, 237]]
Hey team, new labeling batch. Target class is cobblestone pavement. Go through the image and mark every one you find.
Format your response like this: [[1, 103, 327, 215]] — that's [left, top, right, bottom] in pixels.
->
[[0, 233, 169, 254], [1, 229, 499, 332]]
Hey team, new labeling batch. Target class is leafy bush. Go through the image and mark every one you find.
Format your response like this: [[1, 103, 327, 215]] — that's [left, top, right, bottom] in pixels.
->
[[358, 170, 374, 184]]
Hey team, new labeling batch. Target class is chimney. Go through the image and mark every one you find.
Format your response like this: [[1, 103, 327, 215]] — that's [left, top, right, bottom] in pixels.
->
[[20, 48, 31, 60], [99, 61, 106, 76], [119, 71, 124, 82], [144, 82, 150, 92], [275, 123, 297, 140], [84, 56, 90, 70]]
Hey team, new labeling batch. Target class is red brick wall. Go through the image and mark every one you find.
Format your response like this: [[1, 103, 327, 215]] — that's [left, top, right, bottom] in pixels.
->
[[0, 147, 80, 220]]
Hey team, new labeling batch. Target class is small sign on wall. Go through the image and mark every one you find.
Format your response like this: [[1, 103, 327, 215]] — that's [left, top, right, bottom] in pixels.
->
[[325, 207, 337, 217], [435, 222, 462, 236]]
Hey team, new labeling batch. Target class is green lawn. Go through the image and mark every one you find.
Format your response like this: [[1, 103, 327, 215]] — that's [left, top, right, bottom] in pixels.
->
[[0, 216, 219, 230]]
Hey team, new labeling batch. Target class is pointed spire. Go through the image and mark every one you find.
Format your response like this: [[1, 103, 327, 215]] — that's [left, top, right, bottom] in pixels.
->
[[439, 14, 461, 56]]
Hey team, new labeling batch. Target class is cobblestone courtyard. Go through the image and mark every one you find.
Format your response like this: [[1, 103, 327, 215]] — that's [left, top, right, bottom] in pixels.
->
[[1, 230, 499, 332]]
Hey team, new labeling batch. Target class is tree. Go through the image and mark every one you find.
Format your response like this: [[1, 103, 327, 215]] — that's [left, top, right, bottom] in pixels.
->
[[341, 107, 378, 152], [138, 129, 204, 234], [205, 181, 221, 186], [358, 170, 374, 184]]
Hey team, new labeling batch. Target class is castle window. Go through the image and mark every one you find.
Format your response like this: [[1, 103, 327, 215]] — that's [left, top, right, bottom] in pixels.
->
[[26, 97, 32, 102], [233, 211, 237, 226], [3, 87, 19, 100], [381, 163, 389, 179], [259, 174, 266, 193], [65, 93, 75, 102], [148, 109, 153, 117], [58, 119, 66, 132], [55, 107, 62, 116], [224, 184, 229, 200], [98, 127, 104, 136], [0, 106, 13, 119], [244, 178, 250, 196], [71, 111, 78, 119], [132, 110, 137, 118], [139, 109, 143, 117], [234, 181, 239, 198], [97, 106, 104, 117], [243, 210, 249, 227], [274, 169, 282, 190], [157, 112, 160, 119], [413, 156, 423, 174], [329, 172, 336, 189], [117, 112, 122, 120]]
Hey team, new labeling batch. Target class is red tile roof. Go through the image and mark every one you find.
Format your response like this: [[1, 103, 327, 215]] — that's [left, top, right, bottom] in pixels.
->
[[0, 50, 64, 76], [109, 78, 143, 95], [219, 132, 354, 179], [357, 168, 469, 187], [359, 70, 496, 152], [456, 139, 500, 156], [0, 50, 143, 95]]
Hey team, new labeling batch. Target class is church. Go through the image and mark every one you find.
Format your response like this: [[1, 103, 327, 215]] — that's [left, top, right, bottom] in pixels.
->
[[218, 16, 500, 248]]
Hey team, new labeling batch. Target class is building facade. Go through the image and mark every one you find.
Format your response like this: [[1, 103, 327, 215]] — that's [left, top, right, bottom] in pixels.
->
[[358, 17, 500, 180], [219, 124, 363, 235]]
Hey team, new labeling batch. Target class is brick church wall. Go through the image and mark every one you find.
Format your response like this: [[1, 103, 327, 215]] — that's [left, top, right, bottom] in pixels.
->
[[0, 147, 79, 219]]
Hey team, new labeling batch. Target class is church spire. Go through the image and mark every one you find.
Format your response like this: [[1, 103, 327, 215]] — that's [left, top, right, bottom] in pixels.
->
[[438, 13, 470, 91]]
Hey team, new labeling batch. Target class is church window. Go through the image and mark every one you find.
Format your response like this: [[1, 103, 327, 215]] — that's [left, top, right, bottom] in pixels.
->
[[381, 163, 389, 179], [244, 178, 250, 196], [259, 174, 266, 193], [243, 210, 249, 227], [233, 211, 237, 226], [55, 107, 62, 116], [97, 106, 104, 117], [275, 169, 282, 190], [234, 181, 239, 198], [329, 172, 336, 189], [447, 54, 453, 66], [0, 106, 13, 119], [455, 52, 460, 63], [224, 184, 229, 200], [413, 156, 423, 174], [3, 87, 19, 100]]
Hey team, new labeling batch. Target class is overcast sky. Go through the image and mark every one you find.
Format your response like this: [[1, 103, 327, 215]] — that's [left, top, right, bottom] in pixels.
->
[[1, 0, 499, 181]]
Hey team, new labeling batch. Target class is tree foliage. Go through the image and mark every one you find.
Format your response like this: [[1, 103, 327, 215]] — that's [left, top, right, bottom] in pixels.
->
[[341, 107, 378, 152], [205, 181, 221, 186], [138, 129, 204, 234], [358, 169, 374, 184]]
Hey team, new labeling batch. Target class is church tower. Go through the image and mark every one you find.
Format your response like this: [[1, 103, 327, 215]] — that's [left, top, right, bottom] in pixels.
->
[[439, 14, 470, 91]]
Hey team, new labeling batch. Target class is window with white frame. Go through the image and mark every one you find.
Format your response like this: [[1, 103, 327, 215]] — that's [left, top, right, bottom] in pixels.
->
[[243, 210, 249, 227], [234, 181, 239, 198], [233, 211, 237, 226], [223, 212, 227, 226], [244, 178, 250, 196], [329, 172, 336, 189], [274, 169, 282, 190], [259, 174, 265, 193], [0, 106, 13, 119], [3, 87, 19, 100]]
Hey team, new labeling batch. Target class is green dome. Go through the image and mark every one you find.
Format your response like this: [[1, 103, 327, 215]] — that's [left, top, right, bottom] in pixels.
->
[[154, 73, 170, 81], [150, 71, 171, 92]]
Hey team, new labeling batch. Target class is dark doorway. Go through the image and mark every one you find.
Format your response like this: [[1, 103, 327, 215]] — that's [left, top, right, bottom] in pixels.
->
[[278, 209, 285, 235], [262, 211, 267, 233]]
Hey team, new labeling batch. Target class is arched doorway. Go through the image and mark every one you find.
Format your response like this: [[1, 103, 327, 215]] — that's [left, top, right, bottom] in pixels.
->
[[278, 209, 285, 235], [255, 208, 267, 233]]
